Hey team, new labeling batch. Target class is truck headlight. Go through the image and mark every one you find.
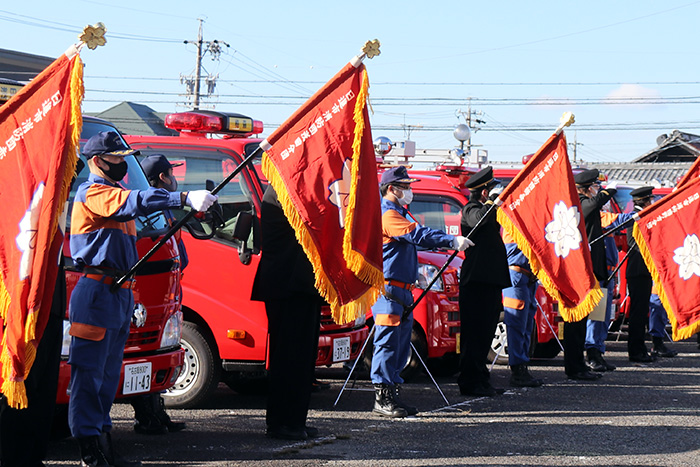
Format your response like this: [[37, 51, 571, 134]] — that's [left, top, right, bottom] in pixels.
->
[[61, 320, 71, 358], [354, 313, 367, 328], [160, 310, 183, 348], [416, 263, 444, 292]]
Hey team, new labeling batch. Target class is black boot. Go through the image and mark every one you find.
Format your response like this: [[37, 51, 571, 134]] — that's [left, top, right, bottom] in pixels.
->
[[372, 384, 407, 418], [132, 394, 167, 435], [77, 436, 109, 467], [392, 384, 418, 416], [586, 348, 608, 372], [510, 363, 543, 387], [652, 337, 678, 358], [98, 431, 142, 467], [155, 394, 186, 432]]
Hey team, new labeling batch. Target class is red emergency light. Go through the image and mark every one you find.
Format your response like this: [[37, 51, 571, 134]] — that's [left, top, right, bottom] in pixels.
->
[[165, 111, 263, 137]]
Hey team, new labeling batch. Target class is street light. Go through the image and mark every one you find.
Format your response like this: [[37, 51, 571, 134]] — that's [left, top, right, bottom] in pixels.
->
[[453, 124, 471, 150]]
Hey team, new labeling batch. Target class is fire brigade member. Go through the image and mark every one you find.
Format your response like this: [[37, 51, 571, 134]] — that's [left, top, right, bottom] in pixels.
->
[[251, 185, 323, 441], [69, 132, 216, 466], [585, 210, 633, 372], [626, 186, 656, 363], [649, 290, 678, 357], [564, 168, 614, 380], [128, 154, 187, 435], [501, 234, 543, 388], [457, 166, 511, 397], [372, 166, 473, 417]]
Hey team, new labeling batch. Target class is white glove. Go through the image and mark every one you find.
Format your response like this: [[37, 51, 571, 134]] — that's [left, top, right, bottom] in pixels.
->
[[605, 181, 618, 190], [452, 235, 475, 251], [489, 184, 504, 199], [185, 190, 218, 212]]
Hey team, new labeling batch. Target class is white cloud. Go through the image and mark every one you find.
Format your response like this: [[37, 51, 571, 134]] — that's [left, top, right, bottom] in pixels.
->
[[604, 84, 661, 106]]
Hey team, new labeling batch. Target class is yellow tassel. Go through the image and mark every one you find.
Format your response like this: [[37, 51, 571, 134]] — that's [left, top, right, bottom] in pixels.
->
[[343, 67, 384, 292], [633, 224, 700, 341], [0, 380, 28, 410], [497, 210, 602, 322]]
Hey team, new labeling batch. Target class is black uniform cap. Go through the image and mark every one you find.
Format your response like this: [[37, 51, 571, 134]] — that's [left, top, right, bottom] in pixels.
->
[[465, 166, 500, 190], [574, 168, 600, 187], [630, 186, 654, 200]]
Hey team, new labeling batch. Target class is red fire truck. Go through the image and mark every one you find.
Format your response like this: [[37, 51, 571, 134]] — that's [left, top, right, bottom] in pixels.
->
[[55, 116, 186, 410], [125, 111, 369, 408]]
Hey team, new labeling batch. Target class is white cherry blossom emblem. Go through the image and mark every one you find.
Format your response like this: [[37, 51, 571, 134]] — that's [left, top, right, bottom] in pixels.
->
[[16, 183, 45, 279], [328, 159, 352, 229], [673, 234, 700, 280], [544, 201, 582, 258]]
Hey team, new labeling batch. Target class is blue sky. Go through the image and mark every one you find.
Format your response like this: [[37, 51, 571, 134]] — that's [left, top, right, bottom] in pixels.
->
[[3, 1, 700, 164]]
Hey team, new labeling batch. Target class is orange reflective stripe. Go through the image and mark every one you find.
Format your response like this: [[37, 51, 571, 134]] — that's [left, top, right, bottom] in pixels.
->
[[374, 314, 401, 326], [502, 296, 525, 310]]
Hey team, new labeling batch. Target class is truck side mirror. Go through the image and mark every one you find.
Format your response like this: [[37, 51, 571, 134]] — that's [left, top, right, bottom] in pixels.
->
[[232, 212, 254, 265]]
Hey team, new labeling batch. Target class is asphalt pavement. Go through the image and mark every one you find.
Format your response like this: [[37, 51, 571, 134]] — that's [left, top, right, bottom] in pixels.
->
[[46, 339, 700, 466]]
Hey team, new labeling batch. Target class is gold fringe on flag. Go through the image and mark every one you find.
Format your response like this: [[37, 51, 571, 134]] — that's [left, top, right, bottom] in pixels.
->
[[342, 67, 384, 295], [497, 210, 602, 322], [633, 223, 700, 341]]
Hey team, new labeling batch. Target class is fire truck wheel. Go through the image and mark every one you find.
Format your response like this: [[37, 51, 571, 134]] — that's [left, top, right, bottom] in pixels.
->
[[164, 321, 221, 409], [487, 313, 509, 365]]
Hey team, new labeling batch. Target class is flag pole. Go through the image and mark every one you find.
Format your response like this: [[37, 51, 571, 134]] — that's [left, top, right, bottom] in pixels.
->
[[588, 217, 635, 246], [112, 146, 264, 291], [113, 40, 382, 292]]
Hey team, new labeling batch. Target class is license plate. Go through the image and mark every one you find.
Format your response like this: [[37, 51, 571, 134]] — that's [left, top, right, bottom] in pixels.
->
[[456, 332, 461, 354], [333, 337, 351, 362], [122, 362, 152, 395]]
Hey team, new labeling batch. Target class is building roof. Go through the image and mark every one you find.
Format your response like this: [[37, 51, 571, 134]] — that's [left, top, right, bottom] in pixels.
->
[[632, 130, 700, 163], [0, 48, 54, 82], [589, 162, 691, 187], [88, 102, 177, 136]]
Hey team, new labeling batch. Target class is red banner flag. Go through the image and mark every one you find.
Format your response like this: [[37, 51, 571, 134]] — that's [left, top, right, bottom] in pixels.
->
[[495, 132, 602, 322], [632, 177, 700, 340], [0, 51, 83, 408], [260, 60, 383, 324]]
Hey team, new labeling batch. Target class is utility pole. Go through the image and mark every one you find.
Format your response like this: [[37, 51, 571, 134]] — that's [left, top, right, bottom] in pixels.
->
[[569, 131, 584, 165], [181, 19, 229, 110], [455, 100, 485, 155]]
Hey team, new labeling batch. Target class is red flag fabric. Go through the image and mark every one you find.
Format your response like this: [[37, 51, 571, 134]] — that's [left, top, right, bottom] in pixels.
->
[[495, 132, 602, 322], [0, 52, 83, 408], [260, 61, 383, 324], [632, 177, 700, 340], [675, 156, 700, 190]]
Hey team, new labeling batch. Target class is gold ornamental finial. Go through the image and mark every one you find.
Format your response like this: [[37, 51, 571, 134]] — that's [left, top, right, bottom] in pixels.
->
[[560, 112, 575, 128], [79, 23, 107, 50], [362, 39, 381, 59]]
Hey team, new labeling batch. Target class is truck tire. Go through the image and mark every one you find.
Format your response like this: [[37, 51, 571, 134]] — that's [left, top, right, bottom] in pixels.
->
[[163, 321, 221, 409], [487, 313, 509, 366], [361, 324, 428, 383]]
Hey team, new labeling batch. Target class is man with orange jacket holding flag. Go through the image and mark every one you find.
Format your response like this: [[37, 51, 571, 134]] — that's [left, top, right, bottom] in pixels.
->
[[372, 166, 472, 417], [69, 131, 216, 466]]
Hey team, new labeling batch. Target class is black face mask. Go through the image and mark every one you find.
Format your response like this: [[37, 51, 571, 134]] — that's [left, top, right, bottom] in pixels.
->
[[99, 157, 128, 181], [162, 175, 178, 192]]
